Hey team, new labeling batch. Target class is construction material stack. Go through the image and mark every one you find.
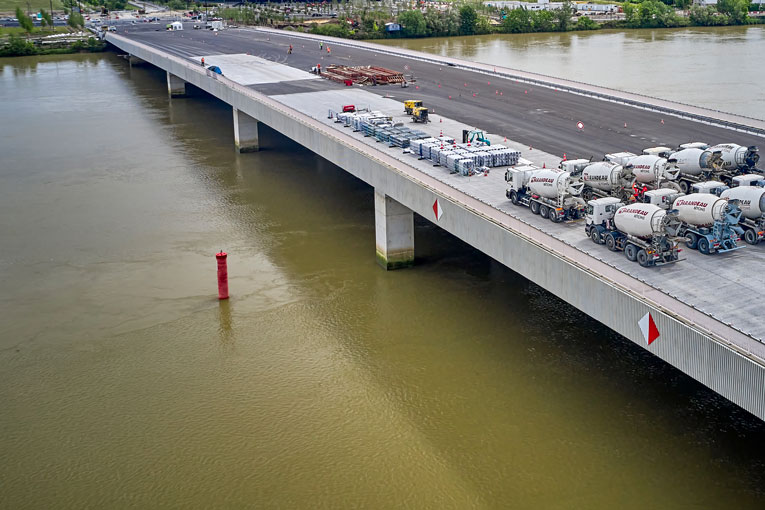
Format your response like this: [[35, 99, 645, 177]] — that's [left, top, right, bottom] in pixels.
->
[[320, 65, 405, 86], [409, 138, 519, 175]]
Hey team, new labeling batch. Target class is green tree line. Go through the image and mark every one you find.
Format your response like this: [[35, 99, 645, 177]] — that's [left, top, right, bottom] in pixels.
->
[[304, 0, 761, 40]]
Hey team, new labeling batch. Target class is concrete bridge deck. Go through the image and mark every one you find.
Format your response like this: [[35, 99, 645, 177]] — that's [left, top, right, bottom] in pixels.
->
[[106, 27, 765, 420]]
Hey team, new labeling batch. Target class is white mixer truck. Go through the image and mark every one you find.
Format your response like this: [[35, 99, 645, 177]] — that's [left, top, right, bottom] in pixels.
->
[[506, 166, 586, 222], [720, 186, 765, 245], [673, 193, 744, 254], [580, 155, 679, 201], [580, 161, 633, 201], [668, 143, 761, 192], [585, 198, 683, 267]]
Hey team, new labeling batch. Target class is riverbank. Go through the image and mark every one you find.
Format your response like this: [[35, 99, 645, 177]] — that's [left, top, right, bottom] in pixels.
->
[[0, 32, 105, 56], [216, 0, 764, 41]]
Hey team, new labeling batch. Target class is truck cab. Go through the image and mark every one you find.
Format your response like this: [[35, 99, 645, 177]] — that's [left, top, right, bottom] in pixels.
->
[[731, 174, 765, 188], [585, 197, 622, 227], [642, 188, 683, 209], [691, 181, 729, 196], [643, 146, 672, 158], [505, 165, 537, 191], [558, 158, 590, 176], [678, 141, 709, 150], [605, 152, 637, 166]]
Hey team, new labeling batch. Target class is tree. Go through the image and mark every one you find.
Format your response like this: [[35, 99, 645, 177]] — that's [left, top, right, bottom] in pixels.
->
[[16, 7, 35, 37], [459, 4, 478, 35], [40, 9, 53, 31], [554, 1, 575, 31], [717, 0, 749, 24], [68, 12, 84, 29], [398, 9, 426, 37], [501, 8, 533, 33], [533, 10, 556, 32], [575, 15, 598, 30]]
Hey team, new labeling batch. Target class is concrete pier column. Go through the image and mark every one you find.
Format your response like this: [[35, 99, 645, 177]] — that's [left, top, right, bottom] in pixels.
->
[[128, 55, 146, 67], [375, 190, 414, 270], [233, 107, 260, 153], [166, 72, 186, 98]]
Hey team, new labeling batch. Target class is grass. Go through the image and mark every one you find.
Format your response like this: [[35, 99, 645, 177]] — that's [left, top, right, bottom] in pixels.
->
[[0, 25, 71, 37], [0, 0, 65, 14]]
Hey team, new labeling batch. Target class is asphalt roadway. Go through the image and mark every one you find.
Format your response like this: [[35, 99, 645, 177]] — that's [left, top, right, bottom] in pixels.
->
[[117, 24, 763, 161]]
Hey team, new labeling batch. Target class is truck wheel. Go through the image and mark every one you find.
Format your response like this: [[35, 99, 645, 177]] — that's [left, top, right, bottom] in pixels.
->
[[744, 228, 758, 245], [624, 243, 637, 261], [606, 233, 617, 252], [510, 191, 519, 205], [539, 205, 549, 219], [685, 232, 698, 250], [590, 228, 601, 244], [549, 210, 561, 223], [530, 201, 540, 215], [698, 238, 711, 254], [582, 188, 593, 201], [637, 249, 651, 267], [679, 181, 689, 194]]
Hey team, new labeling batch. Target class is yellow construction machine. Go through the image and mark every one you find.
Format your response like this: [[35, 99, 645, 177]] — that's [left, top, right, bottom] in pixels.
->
[[411, 107, 430, 123], [404, 100, 423, 115]]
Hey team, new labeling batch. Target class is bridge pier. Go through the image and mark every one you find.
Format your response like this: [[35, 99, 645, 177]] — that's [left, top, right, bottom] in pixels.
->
[[128, 55, 146, 66], [233, 107, 260, 153], [375, 190, 414, 270], [166, 72, 187, 98]]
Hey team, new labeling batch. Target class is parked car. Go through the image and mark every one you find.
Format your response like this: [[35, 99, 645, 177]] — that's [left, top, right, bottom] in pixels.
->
[[207, 65, 223, 75]]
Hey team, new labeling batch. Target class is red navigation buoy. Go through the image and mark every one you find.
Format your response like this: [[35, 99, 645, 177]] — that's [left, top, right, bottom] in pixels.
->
[[216, 251, 229, 300]]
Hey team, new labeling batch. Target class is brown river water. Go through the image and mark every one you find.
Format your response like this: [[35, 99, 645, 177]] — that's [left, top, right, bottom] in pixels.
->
[[1, 43, 764, 508]]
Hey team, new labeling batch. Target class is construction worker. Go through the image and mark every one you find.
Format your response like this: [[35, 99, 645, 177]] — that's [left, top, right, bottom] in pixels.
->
[[319, 41, 323, 51], [317, 63, 321, 75], [201, 56, 205, 66], [288, 44, 293, 55], [326, 46, 331, 55]]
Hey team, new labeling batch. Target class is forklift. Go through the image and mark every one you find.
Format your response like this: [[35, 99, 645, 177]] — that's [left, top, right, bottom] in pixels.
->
[[411, 107, 430, 123], [404, 100, 423, 115]]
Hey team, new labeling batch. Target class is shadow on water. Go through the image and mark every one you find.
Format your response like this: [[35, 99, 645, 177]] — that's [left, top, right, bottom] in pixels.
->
[[120, 55, 765, 502]]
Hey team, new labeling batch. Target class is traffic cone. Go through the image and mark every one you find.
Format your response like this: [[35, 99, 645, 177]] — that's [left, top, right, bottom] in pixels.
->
[[503, 137, 507, 142], [529, 146, 533, 150], [440, 130, 443, 137], [563, 153, 567, 161], [440, 118, 442, 123], [543, 163, 546, 168], [661, 119, 664, 124], [624, 122, 627, 128]]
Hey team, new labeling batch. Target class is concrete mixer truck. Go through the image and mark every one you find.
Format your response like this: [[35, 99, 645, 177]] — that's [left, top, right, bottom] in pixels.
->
[[672, 193, 744, 255], [668, 143, 761, 193], [580, 161, 634, 201], [720, 186, 765, 245], [585, 198, 683, 267], [505, 166, 586, 222]]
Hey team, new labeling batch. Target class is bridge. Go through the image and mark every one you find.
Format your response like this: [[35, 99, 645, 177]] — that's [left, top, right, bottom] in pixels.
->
[[106, 25, 765, 421]]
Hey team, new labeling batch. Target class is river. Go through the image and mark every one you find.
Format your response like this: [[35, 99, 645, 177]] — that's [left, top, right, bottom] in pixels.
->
[[1, 48, 764, 508], [376, 26, 765, 121]]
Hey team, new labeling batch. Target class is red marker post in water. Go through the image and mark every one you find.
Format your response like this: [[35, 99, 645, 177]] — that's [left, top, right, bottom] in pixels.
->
[[216, 251, 229, 300]]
